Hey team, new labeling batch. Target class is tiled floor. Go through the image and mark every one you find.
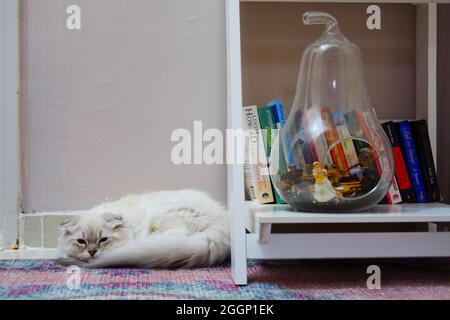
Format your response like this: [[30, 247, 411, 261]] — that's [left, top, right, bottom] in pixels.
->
[[0, 249, 57, 260]]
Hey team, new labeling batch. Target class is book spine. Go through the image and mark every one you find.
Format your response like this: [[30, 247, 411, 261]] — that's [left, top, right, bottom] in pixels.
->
[[410, 120, 440, 202], [271, 103, 288, 176], [397, 121, 428, 203], [258, 106, 286, 204], [388, 176, 403, 204], [382, 122, 416, 202], [332, 111, 363, 178], [363, 113, 402, 204], [356, 112, 393, 203], [243, 105, 274, 204], [243, 106, 257, 201], [344, 111, 381, 194], [321, 108, 349, 173], [313, 130, 331, 164], [364, 116, 403, 204], [288, 110, 306, 169], [258, 106, 276, 158], [300, 113, 318, 163]]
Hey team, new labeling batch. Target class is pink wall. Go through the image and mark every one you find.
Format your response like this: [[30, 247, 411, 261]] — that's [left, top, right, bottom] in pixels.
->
[[21, 0, 228, 212]]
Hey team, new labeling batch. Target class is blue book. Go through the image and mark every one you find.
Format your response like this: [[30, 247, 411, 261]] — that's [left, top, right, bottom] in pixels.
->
[[397, 121, 428, 203], [267, 99, 296, 170], [269, 99, 286, 126]]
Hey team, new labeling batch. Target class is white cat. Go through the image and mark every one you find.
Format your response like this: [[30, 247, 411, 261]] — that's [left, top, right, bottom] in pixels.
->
[[56, 190, 230, 268]]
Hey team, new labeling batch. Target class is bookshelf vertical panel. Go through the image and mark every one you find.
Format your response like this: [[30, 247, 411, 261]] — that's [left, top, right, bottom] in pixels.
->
[[227, 0, 248, 285], [417, 3, 438, 169], [437, 3, 450, 203]]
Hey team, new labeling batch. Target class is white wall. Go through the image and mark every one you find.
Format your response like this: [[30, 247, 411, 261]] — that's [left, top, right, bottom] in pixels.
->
[[21, 0, 227, 212]]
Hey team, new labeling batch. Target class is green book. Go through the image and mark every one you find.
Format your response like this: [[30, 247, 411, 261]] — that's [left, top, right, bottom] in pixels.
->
[[258, 106, 286, 204]]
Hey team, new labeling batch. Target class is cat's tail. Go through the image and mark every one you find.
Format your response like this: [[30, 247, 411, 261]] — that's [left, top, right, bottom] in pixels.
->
[[82, 228, 230, 269]]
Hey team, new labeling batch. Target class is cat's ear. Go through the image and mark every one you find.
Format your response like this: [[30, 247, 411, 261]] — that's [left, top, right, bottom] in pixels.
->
[[60, 218, 79, 236], [103, 212, 124, 230]]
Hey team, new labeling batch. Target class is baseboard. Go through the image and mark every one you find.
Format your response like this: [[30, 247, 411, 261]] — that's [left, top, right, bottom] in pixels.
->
[[19, 211, 85, 249]]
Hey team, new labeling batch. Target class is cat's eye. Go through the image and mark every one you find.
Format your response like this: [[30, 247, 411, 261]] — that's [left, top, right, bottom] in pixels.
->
[[77, 239, 86, 245], [98, 237, 109, 244]]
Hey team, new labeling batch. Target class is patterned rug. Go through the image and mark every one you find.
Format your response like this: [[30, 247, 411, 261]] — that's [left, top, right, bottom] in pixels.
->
[[1, 259, 450, 300]]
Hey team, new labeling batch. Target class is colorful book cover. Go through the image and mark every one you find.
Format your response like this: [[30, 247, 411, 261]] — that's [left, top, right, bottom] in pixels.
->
[[360, 112, 402, 204], [332, 111, 363, 179], [389, 177, 403, 204], [258, 105, 286, 204], [382, 121, 416, 203], [344, 111, 388, 203], [397, 121, 428, 203], [243, 105, 274, 204], [270, 101, 288, 205], [410, 120, 440, 202], [258, 106, 277, 158], [270, 100, 288, 176], [344, 111, 381, 194], [321, 108, 349, 173]]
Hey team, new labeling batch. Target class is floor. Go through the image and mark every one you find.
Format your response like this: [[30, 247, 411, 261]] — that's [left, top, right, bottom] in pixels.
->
[[1, 249, 450, 300]]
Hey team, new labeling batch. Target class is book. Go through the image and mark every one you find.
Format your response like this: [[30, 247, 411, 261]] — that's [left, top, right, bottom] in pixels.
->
[[382, 121, 416, 202], [344, 111, 381, 194], [332, 111, 363, 179], [321, 108, 349, 173], [410, 120, 440, 202], [258, 106, 277, 158], [312, 120, 332, 165], [361, 112, 402, 204], [243, 105, 274, 204], [270, 100, 288, 176], [397, 121, 428, 203], [301, 113, 319, 164], [258, 105, 286, 204], [298, 112, 315, 165], [288, 109, 306, 170]]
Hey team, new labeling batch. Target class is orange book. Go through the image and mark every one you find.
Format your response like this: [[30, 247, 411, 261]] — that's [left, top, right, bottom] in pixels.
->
[[321, 108, 349, 173]]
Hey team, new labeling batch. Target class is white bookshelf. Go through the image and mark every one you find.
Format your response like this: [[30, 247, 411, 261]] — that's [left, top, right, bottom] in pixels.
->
[[226, 0, 450, 285]]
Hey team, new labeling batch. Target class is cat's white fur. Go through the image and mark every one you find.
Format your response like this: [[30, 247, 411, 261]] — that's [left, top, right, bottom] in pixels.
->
[[57, 190, 230, 268]]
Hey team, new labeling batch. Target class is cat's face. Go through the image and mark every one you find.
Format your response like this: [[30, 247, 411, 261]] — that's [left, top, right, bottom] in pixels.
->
[[58, 213, 131, 262]]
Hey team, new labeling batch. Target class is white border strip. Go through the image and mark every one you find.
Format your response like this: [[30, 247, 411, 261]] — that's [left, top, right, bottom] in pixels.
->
[[0, 0, 20, 249]]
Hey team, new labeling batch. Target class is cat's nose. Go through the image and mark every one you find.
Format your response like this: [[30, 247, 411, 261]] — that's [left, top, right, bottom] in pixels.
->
[[88, 250, 97, 257]]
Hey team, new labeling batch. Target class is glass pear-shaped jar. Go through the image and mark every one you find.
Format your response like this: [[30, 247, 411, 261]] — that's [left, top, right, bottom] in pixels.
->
[[270, 12, 394, 212]]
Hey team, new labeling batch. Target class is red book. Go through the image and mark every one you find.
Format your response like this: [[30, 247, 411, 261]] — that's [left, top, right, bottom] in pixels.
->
[[382, 121, 415, 202], [321, 108, 349, 173]]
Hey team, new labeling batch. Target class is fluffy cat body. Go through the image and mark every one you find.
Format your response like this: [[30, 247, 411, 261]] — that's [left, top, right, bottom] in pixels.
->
[[57, 190, 230, 268]]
